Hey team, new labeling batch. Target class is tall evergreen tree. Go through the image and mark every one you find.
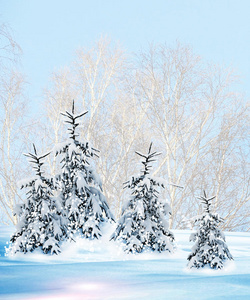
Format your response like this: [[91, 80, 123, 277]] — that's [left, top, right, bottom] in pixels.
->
[[8, 145, 65, 255], [111, 143, 175, 253], [54, 101, 114, 240], [187, 191, 233, 269]]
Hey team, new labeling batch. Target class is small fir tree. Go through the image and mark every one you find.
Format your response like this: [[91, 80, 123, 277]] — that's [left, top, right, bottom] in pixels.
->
[[54, 101, 114, 240], [111, 143, 175, 253], [8, 145, 65, 255], [187, 190, 233, 269]]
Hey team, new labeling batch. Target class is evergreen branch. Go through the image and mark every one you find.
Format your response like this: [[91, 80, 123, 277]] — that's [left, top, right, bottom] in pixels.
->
[[27, 160, 39, 166], [61, 112, 73, 119], [64, 120, 74, 125], [148, 151, 156, 156], [148, 151, 161, 157], [123, 180, 130, 185], [91, 147, 100, 152], [146, 159, 157, 163], [75, 111, 88, 119], [207, 196, 216, 201], [23, 153, 37, 159], [135, 151, 147, 158], [38, 152, 51, 160], [65, 110, 74, 118]]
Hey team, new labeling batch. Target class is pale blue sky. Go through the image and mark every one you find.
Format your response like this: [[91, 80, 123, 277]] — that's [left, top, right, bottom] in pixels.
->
[[1, 0, 250, 108]]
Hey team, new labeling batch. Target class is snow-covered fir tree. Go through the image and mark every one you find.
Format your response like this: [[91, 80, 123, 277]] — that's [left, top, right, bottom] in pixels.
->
[[111, 143, 176, 253], [54, 101, 114, 240], [187, 191, 233, 269], [8, 145, 65, 255]]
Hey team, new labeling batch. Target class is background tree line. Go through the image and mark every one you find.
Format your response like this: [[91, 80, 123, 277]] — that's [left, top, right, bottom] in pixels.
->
[[0, 26, 249, 231]]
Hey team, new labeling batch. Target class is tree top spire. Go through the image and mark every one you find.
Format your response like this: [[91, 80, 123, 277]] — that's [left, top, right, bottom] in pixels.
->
[[197, 190, 216, 214], [135, 142, 161, 176], [23, 144, 50, 177], [61, 100, 88, 140]]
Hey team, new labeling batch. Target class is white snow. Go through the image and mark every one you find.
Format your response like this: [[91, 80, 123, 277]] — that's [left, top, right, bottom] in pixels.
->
[[18, 177, 34, 188], [52, 141, 69, 155], [1, 225, 250, 299]]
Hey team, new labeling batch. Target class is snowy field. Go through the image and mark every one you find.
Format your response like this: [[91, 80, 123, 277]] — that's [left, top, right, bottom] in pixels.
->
[[0, 225, 250, 300]]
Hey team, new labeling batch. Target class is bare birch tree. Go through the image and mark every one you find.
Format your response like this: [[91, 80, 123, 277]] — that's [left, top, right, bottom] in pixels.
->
[[0, 23, 21, 68], [40, 40, 250, 231], [129, 43, 249, 230], [0, 23, 29, 225]]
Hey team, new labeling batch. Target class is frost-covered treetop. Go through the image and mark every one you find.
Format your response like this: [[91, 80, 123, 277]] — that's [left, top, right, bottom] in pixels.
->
[[23, 144, 50, 177], [123, 143, 164, 193], [60, 100, 88, 141], [55, 100, 99, 162], [198, 190, 216, 214], [124, 143, 182, 191], [135, 142, 161, 176], [190, 190, 223, 224]]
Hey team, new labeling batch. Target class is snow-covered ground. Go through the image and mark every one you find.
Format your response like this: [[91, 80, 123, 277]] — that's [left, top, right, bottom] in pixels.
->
[[1, 224, 250, 300]]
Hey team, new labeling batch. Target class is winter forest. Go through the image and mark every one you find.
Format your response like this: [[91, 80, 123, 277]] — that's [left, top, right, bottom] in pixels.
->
[[1, 26, 249, 234], [1, 2, 250, 297]]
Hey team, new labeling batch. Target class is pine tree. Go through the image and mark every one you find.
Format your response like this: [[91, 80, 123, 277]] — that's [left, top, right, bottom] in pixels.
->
[[111, 143, 175, 253], [8, 145, 65, 255], [187, 190, 233, 269], [54, 101, 114, 240]]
